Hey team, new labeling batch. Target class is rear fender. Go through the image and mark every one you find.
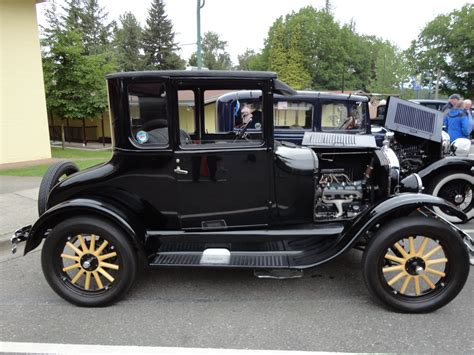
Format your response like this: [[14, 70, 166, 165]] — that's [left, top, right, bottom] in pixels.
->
[[24, 198, 146, 255]]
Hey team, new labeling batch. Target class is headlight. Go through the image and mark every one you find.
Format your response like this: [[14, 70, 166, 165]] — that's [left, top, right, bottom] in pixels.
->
[[399, 173, 423, 193], [441, 131, 450, 155]]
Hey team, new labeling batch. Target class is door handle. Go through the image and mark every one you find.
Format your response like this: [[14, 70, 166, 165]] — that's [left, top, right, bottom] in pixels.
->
[[174, 166, 188, 175]]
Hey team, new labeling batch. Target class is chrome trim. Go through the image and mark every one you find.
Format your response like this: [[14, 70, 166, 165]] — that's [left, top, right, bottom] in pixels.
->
[[414, 173, 423, 193]]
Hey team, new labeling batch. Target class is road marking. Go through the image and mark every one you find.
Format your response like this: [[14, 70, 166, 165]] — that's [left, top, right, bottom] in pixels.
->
[[0, 342, 331, 355]]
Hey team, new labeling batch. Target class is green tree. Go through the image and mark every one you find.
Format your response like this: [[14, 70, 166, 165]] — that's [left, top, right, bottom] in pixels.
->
[[62, 0, 114, 55], [262, 7, 346, 90], [114, 12, 144, 71], [189, 31, 232, 70], [267, 20, 310, 89], [407, 4, 473, 97], [142, 0, 184, 70], [339, 27, 373, 92], [368, 41, 407, 93], [41, 0, 115, 123], [236, 49, 265, 71]]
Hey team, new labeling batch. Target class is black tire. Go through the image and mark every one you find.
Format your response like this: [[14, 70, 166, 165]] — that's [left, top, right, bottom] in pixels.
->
[[38, 160, 79, 216], [362, 216, 469, 313], [41, 216, 138, 307], [426, 171, 474, 223]]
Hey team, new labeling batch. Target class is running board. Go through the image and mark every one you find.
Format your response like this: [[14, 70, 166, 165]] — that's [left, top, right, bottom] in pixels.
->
[[149, 249, 303, 268]]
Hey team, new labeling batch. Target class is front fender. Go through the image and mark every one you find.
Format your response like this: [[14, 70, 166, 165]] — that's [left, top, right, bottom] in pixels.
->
[[24, 198, 146, 255], [417, 156, 474, 182], [284, 193, 466, 269], [345, 193, 467, 244]]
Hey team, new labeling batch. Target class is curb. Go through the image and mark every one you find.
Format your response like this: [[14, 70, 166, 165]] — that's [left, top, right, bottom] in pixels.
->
[[0, 233, 13, 253]]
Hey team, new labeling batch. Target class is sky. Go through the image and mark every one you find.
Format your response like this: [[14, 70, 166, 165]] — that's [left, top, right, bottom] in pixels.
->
[[36, 0, 472, 64]]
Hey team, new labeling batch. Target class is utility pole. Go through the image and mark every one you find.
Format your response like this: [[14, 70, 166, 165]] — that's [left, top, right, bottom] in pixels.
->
[[196, 0, 205, 70]]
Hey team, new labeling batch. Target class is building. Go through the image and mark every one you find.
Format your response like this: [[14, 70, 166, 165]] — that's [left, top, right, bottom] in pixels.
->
[[0, 0, 51, 164]]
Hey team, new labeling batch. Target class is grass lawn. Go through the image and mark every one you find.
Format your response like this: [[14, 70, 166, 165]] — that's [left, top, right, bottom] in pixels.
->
[[51, 147, 112, 159], [0, 147, 112, 177]]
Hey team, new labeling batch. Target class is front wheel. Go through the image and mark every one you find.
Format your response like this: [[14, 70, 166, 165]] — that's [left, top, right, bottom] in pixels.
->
[[41, 216, 138, 307], [427, 172, 474, 223], [362, 216, 469, 313]]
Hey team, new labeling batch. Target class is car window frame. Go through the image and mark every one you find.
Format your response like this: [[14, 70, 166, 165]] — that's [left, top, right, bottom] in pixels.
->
[[125, 79, 174, 151], [172, 79, 271, 151], [317, 99, 368, 134]]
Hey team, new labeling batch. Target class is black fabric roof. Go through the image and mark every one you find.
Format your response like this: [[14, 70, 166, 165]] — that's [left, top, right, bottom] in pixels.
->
[[106, 70, 278, 80]]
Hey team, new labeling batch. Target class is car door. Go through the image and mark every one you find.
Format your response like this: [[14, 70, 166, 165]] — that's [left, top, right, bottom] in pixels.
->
[[171, 80, 274, 230]]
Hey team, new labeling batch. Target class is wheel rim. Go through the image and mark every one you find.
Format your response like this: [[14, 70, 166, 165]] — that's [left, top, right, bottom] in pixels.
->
[[382, 236, 449, 297], [437, 179, 473, 212], [59, 234, 120, 292]]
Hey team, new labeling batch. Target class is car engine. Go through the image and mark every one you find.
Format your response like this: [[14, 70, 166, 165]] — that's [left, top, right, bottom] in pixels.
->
[[390, 133, 445, 176], [314, 169, 370, 221], [391, 142, 427, 176]]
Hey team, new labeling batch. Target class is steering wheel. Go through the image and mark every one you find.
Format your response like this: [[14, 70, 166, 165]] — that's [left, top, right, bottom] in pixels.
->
[[339, 117, 356, 129], [234, 118, 252, 141]]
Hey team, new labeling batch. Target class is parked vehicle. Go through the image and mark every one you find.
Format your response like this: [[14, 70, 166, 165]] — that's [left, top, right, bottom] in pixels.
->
[[217, 91, 474, 222], [12, 71, 472, 312], [410, 99, 448, 112]]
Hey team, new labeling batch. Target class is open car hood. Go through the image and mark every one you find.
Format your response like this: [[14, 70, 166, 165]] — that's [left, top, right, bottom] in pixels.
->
[[385, 97, 444, 142]]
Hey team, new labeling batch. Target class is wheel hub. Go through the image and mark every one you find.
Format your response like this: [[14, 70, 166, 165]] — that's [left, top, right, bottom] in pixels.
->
[[454, 194, 464, 204], [80, 254, 99, 271], [405, 257, 426, 276]]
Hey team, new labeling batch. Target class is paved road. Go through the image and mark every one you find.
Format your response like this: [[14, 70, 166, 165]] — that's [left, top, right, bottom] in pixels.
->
[[0, 166, 473, 352]]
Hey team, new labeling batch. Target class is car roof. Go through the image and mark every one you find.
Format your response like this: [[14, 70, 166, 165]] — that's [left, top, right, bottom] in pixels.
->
[[410, 99, 447, 104], [293, 91, 369, 102], [106, 70, 278, 80], [216, 90, 369, 103]]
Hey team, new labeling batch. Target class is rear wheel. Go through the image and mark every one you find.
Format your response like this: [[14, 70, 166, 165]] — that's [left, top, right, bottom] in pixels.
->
[[41, 216, 137, 307], [38, 160, 79, 216], [427, 172, 474, 223], [363, 216, 469, 313]]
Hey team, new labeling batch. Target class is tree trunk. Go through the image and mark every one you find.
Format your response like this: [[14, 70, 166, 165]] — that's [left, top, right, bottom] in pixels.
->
[[82, 118, 87, 146], [48, 110, 54, 141], [66, 118, 70, 143], [61, 121, 65, 150]]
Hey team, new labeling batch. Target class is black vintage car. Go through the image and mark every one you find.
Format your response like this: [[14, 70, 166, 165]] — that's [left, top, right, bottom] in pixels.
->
[[12, 71, 473, 312], [216, 90, 473, 223]]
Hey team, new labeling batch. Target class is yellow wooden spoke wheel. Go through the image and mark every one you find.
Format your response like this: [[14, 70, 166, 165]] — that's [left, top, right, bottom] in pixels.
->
[[362, 216, 470, 313], [41, 216, 137, 307], [382, 236, 447, 296], [60, 234, 119, 291]]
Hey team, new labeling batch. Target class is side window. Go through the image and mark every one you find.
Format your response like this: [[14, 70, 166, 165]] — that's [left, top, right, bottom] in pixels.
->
[[178, 90, 196, 134], [321, 103, 348, 129], [274, 101, 312, 129], [179, 88, 264, 148], [128, 82, 169, 146], [321, 102, 366, 131]]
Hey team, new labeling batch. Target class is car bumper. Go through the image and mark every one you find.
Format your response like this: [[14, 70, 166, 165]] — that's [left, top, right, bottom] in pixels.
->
[[11, 225, 31, 255]]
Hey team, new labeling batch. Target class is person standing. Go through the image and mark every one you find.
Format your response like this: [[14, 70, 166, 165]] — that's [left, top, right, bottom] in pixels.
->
[[462, 99, 473, 134], [441, 93, 461, 113], [443, 100, 471, 141]]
